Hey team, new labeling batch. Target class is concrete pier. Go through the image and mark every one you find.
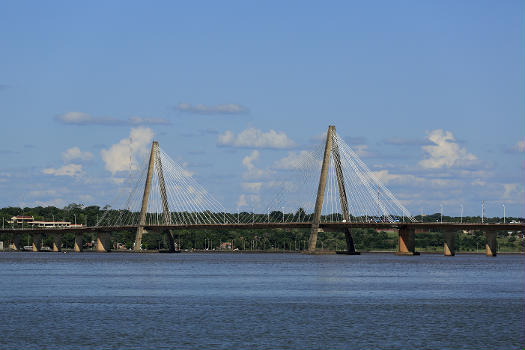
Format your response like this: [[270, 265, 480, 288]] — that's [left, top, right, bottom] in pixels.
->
[[396, 226, 419, 255], [167, 231, 177, 252], [32, 234, 42, 252], [12, 235, 21, 251], [485, 232, 497, 257], [74, 234, 83, 252], [96, 232, 111, 252], [52, 233, 61, 252], [343, 228, 360, 255], [443, 231, 456, 256]]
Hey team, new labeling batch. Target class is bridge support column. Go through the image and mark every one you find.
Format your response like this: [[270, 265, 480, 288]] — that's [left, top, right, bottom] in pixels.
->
[[52, 233, 62, 252], [167, 231, 176, 252], [342, 228, 359, 255], [396, 226, 419, 255], [74, 234, 83, 252], [96, 233, 111, 252], [485, 232, 497, 257], [11, 234, 21, 251], [32, 234, 42, 252], [443, 231, 455, 256]]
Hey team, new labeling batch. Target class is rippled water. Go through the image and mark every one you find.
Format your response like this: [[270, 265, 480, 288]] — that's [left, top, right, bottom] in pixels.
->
[[0, 252, 523, 349]]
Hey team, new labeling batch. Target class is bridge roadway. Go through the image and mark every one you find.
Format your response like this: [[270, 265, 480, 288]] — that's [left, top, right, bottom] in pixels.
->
[[1, 222, 523, 257], [1, 221, 523, 234]]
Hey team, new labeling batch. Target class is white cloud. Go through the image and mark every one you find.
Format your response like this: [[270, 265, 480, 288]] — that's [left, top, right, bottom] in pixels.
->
[[371, 170, 461, 189], [175, 103, 248, 115], [57, 112, 95, 124], [101, 127, 154, 174], [512, 140, 525, 152], [237, 194, 248, 207], [352, 144, 373, 157], [371, 170, 423, 186], [30, 198, 68, 208], [180, 161, 194, 177], [241, 150, 273, 179], [503, 183, 524, 202], [273, 151, 317, 170], [218, 128, 295, 149], [62, 147, 93, 162], [419, 129, 477, 169], [110, 177, 126, 185], [56, 112, 169, 126], [241, 182, 263, 193], [42, 164, 83, 177], [29, 189, 59, 197], [129, 116, 170, 125], [236, 194, 260, 208]]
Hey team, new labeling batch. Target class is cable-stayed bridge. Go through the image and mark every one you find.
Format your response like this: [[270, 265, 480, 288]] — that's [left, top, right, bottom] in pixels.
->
[[2, 126, 523, 256]]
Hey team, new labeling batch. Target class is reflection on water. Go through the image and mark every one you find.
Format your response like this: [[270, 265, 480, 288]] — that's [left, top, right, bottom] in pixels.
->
[[0, 252, 523, 349]]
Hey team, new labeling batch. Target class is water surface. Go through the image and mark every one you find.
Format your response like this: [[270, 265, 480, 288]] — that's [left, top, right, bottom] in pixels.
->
[[0, 252, 523, 349]]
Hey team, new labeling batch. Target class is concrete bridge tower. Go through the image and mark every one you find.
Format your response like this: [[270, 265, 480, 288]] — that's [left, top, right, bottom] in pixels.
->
[[134, 141, 176, 252], [308, 125, 358, 254]]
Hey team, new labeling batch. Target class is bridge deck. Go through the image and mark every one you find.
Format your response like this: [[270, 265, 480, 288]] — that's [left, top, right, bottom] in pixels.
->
[[1, 222, 523, 235]]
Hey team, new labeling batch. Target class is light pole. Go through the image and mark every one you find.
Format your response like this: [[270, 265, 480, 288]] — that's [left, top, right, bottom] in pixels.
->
[[481, 201, 485, 223], [74, 214, 76, 225], [460, 204, 463, 223], [282, 207, 284, 223], [440, 204, 443, 223], [237, 208, 239, 224], [267, 208, 269, 223], [502, 203, 506, 223]]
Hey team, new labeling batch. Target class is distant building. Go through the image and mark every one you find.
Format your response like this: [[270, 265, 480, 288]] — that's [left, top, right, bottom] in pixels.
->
[[30, 221, 72, 228], [7, 216, 82, 228], [7, 216, 34, 224]]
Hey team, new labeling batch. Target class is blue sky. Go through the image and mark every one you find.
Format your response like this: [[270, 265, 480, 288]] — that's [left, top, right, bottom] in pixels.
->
[[0, 0, 523, 217]]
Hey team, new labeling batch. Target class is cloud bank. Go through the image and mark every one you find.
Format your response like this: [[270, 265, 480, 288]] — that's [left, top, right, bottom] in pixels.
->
[[42, 164, 83, 177], [101, 127, 155, 174], [419, 129, 477, 169], [62, 147, 93, 162], [56, 112, 169, 126], [175, 103, 248, 115], [218, 128, 295, 149], [512, 140, 525, 153]]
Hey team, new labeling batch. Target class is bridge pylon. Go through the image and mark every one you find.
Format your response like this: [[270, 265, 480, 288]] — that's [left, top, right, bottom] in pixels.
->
[[308, 125, 358, 254], [134, 141, 176, 252]]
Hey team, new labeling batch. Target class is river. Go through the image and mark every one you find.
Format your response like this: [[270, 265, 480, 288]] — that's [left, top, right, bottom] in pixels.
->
[[0, 252, 523, 349]]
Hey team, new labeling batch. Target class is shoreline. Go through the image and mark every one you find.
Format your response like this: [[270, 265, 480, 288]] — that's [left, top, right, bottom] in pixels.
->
[[2, 249, 524, 255]]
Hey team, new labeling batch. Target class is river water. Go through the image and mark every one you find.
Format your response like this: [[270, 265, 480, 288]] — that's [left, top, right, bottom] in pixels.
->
[[0, 252, 523, 349]]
